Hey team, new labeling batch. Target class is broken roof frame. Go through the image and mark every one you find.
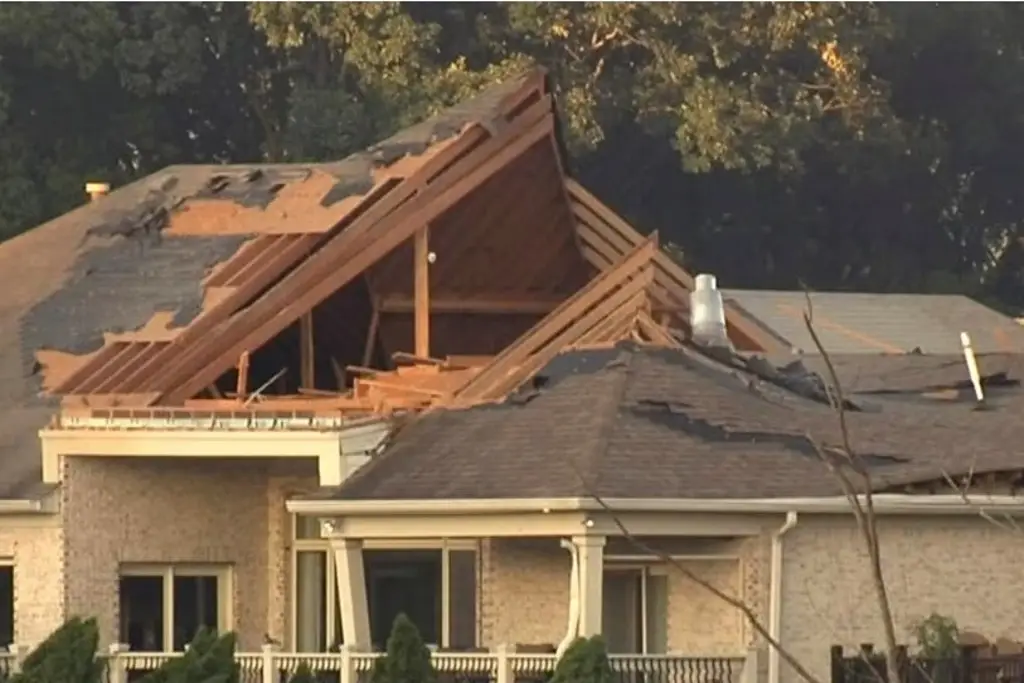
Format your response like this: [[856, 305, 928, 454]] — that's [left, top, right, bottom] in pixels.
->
[[48, 67, 783, 422]]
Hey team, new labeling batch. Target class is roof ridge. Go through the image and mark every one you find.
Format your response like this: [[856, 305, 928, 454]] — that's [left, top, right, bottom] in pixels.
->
[[578, 345, 636, 497]]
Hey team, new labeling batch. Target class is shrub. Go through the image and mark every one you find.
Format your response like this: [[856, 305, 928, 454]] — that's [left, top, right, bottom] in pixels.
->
[[371, 614, 436, 683], [551, 636, 614, 683], [12, 616, 103, 683], [140, 628, 239, 683], [289, 663, 318, 683]]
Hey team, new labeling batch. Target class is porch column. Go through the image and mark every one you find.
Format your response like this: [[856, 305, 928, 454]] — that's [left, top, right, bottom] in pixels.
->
[[330, 537, 371, 649], [573, 535, 606, 637]]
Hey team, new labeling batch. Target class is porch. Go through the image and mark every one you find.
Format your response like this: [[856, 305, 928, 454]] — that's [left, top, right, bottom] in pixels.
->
[[287, 499, 772, 658]]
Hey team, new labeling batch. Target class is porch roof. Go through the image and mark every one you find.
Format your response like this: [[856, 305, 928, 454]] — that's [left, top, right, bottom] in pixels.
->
[[309, 341, 1024, 503]]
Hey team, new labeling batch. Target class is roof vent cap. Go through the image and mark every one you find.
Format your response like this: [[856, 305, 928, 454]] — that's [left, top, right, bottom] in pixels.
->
[[690, 273, 730, 348], [85, 182, 110, 202]]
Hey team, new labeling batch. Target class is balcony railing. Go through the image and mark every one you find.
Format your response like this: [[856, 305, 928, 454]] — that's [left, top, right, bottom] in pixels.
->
[[0, 644, 756, 683]]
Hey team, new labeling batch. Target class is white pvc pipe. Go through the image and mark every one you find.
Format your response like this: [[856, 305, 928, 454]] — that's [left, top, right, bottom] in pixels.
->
[[768, 512, 798, 683], [556, 539, 581, 659]]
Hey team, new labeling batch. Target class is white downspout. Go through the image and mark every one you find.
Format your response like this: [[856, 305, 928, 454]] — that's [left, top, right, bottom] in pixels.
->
[[556, 538, 582, 658], [768, 511, 799, 683]]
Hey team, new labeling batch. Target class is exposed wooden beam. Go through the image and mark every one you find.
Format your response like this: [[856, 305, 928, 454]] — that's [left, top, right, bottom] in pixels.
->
[[236, 351, 250, 399], [300, 313, 315, 389], [362, 304, 380, 368], [156, 98, 554, 406], [414, 226, 431, 358], [378, 296, 563, 315]]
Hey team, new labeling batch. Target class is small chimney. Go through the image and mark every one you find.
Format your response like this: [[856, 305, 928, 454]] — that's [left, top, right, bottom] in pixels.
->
[[690, 273, 730, 348], [85, 182, 110, 202]]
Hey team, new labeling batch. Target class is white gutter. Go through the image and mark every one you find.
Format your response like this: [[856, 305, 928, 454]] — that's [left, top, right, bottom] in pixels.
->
[[0, 499, 48, 513], [556, 539, 581, 659], [768, 512, 798, 683], [287, 494, 1024, 516]]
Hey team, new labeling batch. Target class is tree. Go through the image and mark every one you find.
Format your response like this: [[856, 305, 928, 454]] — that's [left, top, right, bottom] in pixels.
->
[[140, 628, 238, 683], [11, 617, 103, 683], [550, 637, 614, 683], [370, 614, 436, 683]]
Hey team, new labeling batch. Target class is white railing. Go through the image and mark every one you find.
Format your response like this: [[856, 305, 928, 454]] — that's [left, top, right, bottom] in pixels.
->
[[0, 644, 758, 683]]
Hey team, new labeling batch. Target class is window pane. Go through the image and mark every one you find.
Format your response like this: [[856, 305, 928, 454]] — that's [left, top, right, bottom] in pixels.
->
[[295, 516, 324, 540], [365, 550, 441, 649], [644, 573, 668, 654], [0, 566, 12, 648], [296, 552, 328, 651], [120, 576, 164, 651], [603, 570, 642, 653], [448, 551, 477, 649], [173, 576, 219, 651]]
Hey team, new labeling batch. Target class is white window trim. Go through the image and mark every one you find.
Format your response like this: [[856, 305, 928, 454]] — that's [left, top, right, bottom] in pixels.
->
[[290, 515, 478, 651], [119, 564, 234, 652]]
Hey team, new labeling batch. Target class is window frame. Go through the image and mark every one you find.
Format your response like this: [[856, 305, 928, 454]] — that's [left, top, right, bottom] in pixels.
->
[[119, 564, 234, 652], [603, 562, 669, 654], [290, 515, 478, 651], [0, 559, 12, 648]]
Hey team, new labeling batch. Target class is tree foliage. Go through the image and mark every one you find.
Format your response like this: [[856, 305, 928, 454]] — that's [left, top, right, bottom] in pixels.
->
[[4, 3, 1024, 308], [370, 613, 436, 683], [140, 628, 239, 683], [551, 636, 614, 683], [11, 617, 103, 683]]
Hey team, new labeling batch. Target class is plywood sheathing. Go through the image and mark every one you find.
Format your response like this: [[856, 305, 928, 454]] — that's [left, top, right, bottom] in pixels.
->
[[149, 86, 556, 406], [565, 179, 780, 353]]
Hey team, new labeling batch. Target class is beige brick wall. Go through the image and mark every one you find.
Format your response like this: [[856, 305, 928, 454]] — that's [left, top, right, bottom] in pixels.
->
[[780, 515, 1024, 683], [479, 537, 750, 654], [0, 515, 64, 648], [63, 456, 314, 650]]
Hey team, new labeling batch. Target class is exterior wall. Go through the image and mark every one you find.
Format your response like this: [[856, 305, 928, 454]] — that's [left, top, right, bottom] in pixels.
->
[[62, 456, 315, 650], [780, 515, 1024, 683], [479, 536, 752, 654], [0, 515, 64, 647]]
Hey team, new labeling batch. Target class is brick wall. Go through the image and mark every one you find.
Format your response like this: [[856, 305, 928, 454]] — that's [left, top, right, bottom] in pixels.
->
[[62, 456, 313, 650], [780, 515, 1024, 683], [0, 517, 64, 648]]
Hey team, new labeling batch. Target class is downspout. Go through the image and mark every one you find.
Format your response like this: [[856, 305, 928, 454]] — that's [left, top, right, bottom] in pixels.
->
[[556, 538, 581, 659], [768, 511, 799, 683]]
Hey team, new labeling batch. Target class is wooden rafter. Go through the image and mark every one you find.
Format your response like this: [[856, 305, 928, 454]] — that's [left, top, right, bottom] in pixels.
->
[[451, 235, 658, 404], [413, 226, 430, 358], [152, 90, 555, 406], [565, 178, 781, 353]]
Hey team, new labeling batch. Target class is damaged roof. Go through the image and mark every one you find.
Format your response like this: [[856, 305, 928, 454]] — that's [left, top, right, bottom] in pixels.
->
[[0, 70, 541, 499], [329, 341, 1024, 502], [723, 289, 1024, 355]]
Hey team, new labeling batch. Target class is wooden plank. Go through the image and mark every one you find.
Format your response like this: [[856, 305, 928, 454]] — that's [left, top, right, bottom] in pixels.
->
[[414, 225, 430, 358], [236, 351, 250, 398], [53, 342, 131, 394], [573, 292, 645, 346], [157, 102, 554, 405], [67, 343, 137, 395], [300, 313, 315, 389], [478, 266, 654, 400], [91, 342, 164, 394], [454, 236, 657, 401], [362, 304, 380, 368], [378, 296, 562, 315]]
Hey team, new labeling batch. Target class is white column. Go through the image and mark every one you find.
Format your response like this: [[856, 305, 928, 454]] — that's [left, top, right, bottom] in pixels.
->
[[573, 535, 606, 637], [331, 537, 371, 649]]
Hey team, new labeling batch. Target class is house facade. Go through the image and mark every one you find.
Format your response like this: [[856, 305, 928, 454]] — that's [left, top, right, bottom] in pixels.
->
[[2, 67, 1024, 683]]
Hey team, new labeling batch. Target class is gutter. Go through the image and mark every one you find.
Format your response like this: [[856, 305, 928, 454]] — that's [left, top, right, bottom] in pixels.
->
[[287, 494, 1024, 516], [768, 512, 798, 683], [0, 499, 48, 513]]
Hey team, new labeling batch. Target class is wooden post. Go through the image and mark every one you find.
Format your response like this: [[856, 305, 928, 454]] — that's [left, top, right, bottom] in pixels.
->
[[235, 351, 250, 401], [413, 226, 430, 358], [300, 313, 315, 389]]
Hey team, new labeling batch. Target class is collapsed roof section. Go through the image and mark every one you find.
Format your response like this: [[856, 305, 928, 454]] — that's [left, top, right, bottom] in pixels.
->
[[41, 67, 778, 422]]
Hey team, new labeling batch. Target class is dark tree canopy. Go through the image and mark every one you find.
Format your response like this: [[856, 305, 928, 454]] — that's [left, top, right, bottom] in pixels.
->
[[3, 2, 1024, 310]]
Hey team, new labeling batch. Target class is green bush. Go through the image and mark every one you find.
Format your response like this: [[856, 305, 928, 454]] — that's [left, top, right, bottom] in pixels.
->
[[140, 628, 239, 683], [551, 637, 613, 683], [289, 663, 318, 683], [12, 617, 103, 683], [370, 614, 436, 683]]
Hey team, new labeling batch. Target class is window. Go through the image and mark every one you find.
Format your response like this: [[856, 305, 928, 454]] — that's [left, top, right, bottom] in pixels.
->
[[291, 515, 478, 651], [602, 566, 668, 654], [119, 565, 232, 652], [0, 562, 12, 648]]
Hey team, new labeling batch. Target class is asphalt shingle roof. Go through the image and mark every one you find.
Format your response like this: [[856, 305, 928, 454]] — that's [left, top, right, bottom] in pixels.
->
[[331, 342, 1024, 502]]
